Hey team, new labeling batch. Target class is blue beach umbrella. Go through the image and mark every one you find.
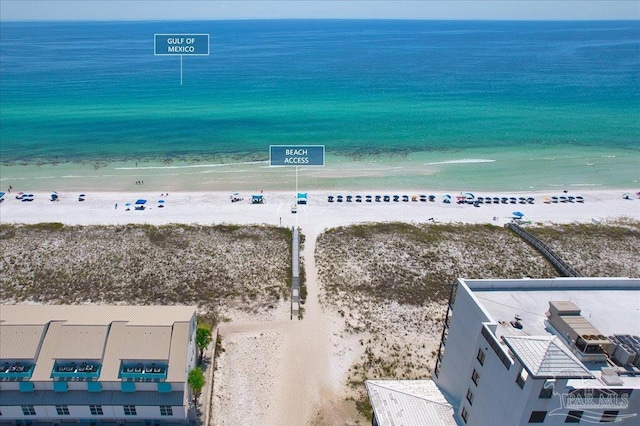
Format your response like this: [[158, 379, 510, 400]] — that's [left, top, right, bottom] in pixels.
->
[[512, 211, 524, 218], [158, 199, 165, 203], [125, 203, 131, 206], [135, 199, 147, 205]]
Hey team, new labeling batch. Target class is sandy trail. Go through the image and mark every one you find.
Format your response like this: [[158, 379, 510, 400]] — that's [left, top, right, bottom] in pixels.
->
[[213, 224, 359, 426]]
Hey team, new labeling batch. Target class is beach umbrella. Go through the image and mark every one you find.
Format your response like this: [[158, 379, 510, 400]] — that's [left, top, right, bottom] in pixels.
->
[[158, 200, 165, 203], [512, 211, 524, 218], [125, 202, 131, 206], [135, 199, 147, 205], [462, 192, 475, 200]]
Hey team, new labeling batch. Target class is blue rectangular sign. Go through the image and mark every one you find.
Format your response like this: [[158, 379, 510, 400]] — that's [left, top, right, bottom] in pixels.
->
[[154, 34, 209, 56], [270, 145, 325, 166]]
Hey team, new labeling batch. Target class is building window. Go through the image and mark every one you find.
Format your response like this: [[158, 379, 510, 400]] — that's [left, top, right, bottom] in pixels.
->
[[528, 411, 547, 423], [160, 405, 173, 416], [565, 410, 583, 423], [471, 369, 480, 386], [123, 405, 137, 416], [461, 406, 469, 423], [600, 411, 619, 423], [539, 380, 554, 398], [21, 406, 36, 416], [466, 388, 474, 405], [55, 405, 70, 415], [476, 348, 485, 366], [516, 367, 529, 389], [90, 405, 104, 415]]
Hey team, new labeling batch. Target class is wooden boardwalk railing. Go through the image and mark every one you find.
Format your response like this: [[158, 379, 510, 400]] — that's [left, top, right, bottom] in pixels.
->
[[506, 223, 581, 277]]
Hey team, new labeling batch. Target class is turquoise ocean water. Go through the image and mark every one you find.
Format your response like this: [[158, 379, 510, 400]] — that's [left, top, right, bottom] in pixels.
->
[[0, 20, 638, 191]]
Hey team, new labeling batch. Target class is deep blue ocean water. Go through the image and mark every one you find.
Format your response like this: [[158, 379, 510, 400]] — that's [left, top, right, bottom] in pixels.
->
[[0, 20, 639, 190]]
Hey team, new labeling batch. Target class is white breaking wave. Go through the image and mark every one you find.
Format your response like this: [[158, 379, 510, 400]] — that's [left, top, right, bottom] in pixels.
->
[[424, 159, 496, 166], [115, 161, 268, 170]]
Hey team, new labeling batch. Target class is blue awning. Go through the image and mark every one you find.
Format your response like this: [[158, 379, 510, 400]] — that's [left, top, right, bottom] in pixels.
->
[[121, 381, 136, 392], [53, 381, 68, 392]]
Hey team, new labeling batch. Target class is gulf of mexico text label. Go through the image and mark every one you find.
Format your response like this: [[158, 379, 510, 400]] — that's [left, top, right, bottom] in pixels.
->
[[155, 35, 209, 55]]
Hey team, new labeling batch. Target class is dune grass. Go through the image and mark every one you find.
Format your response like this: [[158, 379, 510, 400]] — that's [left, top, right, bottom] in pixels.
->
[[315, 220, 639, 419], [0, 223, 291, 317]]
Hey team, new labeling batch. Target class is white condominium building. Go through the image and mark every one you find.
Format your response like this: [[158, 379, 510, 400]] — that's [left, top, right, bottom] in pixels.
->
[[367, 277, 640, 425]]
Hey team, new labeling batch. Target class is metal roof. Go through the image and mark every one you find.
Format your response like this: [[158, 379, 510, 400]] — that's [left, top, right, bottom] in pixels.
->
[[366, 380, 457, 426], [0, 390, 184, 406], [167, 322, 190, 382], [31, 323, 109, 381], [502, 336, 593, 379], [0, 305, 195, 384], [0, 324, 46, 359], [100, 323, 173, 381], [0, 305, 196, 326], [117, 326, 173, 360]]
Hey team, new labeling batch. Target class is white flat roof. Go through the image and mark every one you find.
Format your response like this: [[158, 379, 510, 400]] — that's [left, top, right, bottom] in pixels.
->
[[466, 279, 640, 341], [462, 278, 640, 388]]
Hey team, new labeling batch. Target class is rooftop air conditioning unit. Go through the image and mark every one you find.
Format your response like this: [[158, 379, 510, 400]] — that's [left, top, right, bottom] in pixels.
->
[[613, 344, 635, 366]]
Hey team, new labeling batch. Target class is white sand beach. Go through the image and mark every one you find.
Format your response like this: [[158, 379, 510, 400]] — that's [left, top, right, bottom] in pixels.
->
[[2, 188, 638, 425], [1, 189, 638, 229]]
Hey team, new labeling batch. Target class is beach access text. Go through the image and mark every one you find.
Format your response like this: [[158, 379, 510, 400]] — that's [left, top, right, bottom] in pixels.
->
[[154, 34, 210, 56], [269, 145, 325, 166]]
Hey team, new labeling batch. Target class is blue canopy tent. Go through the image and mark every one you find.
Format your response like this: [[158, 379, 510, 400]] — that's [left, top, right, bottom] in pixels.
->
[[297, 193, 308, 205], [135, 199, 147, 210], [252, 195, 264, 204]]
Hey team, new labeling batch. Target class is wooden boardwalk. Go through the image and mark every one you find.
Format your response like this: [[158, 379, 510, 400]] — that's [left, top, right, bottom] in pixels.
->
[[506, 222, 581, 277], [291, 227, 301, 319]]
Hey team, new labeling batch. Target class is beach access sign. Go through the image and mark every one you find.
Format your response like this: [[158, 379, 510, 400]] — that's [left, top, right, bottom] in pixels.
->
[[154, 34, 210, 56], [269, 145, 325, 166]]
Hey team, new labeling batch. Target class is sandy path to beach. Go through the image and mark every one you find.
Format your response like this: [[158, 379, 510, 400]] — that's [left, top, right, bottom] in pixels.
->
[[211, 225, 363, 426]]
